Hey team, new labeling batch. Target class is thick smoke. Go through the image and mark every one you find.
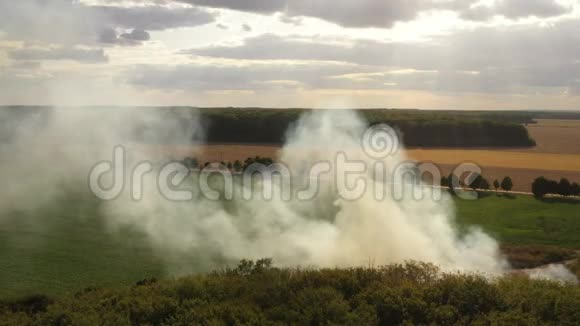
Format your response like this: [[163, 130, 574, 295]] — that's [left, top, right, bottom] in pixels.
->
[[1, 107, 577, 283], [104, 109, 510, 275], [0, 107, 203, 216], [527, 264, 579, 285]]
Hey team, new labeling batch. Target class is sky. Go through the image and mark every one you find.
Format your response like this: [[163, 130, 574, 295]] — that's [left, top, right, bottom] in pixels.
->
[[1, 0, 580, 110]]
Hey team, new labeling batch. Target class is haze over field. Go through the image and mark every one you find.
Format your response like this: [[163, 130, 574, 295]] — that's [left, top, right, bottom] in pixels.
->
[[1, 0, 580, 109], [1, 107, 578, 286]]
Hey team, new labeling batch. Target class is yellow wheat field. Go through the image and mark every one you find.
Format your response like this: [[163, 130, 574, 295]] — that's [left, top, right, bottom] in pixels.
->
[[406, 150, 580, 172]]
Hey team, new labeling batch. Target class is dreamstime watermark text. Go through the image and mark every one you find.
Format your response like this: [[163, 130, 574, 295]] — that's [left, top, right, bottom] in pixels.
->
[[89, 124, 485, 202]]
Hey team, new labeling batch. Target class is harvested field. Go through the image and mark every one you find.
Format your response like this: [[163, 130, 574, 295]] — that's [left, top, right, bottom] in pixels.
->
[[521, 119, 580, 155], [156, 119, 580, 193], [183, 146, 580, 193], [182, 146, 580, 172], [406, 150, 580, 172], [194, 143, 281, 164], [159, 143, 580, 193]]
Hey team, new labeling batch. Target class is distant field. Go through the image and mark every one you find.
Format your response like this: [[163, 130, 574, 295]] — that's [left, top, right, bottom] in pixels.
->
[[405, 119, 580, 190], [186, 144, 580, 172], [1, 194, 579, 298], [454, 195, 580, 248], [523, 119, 580, 155], [185, 119, 580, 192], [406, 149, 580, 172], [180, 144, 580, 192]]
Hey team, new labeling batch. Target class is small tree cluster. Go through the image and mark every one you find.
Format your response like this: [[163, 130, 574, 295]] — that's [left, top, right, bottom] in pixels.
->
[[243, 156, 275, 171], [441, 173, 491, 196], [181, 157, 275, 173], [468, 174, 491, 191], [182, 157, 199, 169], [532, 177, 580, 199], [500, 177, 513, 192]]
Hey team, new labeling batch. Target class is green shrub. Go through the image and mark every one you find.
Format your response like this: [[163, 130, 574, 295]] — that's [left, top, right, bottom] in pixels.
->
[[1, 261, 578, 325]]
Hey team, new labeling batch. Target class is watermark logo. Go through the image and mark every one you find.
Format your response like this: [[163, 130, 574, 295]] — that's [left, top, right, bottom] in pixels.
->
[[362, 124, 400, 159]]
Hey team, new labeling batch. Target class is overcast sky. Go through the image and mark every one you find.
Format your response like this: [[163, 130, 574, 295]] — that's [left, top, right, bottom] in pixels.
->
[[1, 0, 579, 109]]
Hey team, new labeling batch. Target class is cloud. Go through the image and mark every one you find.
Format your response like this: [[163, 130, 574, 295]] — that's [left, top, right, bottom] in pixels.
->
[[176, 17, 580, 94], [8, 47, 108, 63], [191, 18, 580, 68], [177, 0, 287, 14], [0, 1, 216, 46], [242, 24, 252, 32], [127, 62, 365, 91], [120, 29, 151, 42], [99, 28, 151, 46], [178, 0, 571, 27], [93, 5, 217, 31], [0, 0, 97, 45], [1, 0, 579, 107], [178, 0, 476, 28], [461, 0, 573, 21], [184, 34, 402, 65]]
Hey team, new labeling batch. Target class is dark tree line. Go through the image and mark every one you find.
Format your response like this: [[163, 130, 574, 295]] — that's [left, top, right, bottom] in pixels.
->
[[532, 177, 580, 199], [181, 156, 274, 172], [203, 110, 536, 147], [0, 107, 537, 148], [441, 174, 513, 196]]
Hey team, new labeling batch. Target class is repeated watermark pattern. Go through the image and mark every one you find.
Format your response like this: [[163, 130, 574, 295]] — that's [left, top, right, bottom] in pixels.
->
[[89, 124, 484, 202]]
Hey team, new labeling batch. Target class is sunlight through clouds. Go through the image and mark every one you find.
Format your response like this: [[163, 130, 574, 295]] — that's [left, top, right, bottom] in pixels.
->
[[0, 0, 579, 109]]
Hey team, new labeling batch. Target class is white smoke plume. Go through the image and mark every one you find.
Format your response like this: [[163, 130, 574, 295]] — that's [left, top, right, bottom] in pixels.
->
[[103, 109, 510, 276], [0, 107, 203, 216], [1, 107, 577, 283], [527, 264, 579, 285]]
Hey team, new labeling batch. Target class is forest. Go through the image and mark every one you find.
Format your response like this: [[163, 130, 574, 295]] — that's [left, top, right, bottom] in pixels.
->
[[200, 108, 538, 147], [1, 106, 539, 147]]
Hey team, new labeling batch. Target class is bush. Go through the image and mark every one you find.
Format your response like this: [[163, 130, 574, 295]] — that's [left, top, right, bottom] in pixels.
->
[[1, 261, 578, 325], [532, 176, 580, 199], [501, 177, 514, 192], [559, 178, 572, 197]]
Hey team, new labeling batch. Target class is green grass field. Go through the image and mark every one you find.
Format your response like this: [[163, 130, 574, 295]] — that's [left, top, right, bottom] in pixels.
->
[[0, 193, 578, 298], [0, 194, 165, 298], [454, 194, 580, 249]]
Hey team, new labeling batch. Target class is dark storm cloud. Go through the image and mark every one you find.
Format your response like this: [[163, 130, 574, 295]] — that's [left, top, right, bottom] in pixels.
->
[[9, 47, 108, 63]]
